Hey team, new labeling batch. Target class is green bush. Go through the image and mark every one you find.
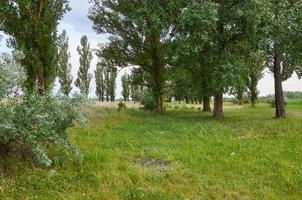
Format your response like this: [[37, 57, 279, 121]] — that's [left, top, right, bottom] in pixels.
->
[[139, 90, 157, 111], [0, 95, 85, 166], [118, 101, 126, 111]]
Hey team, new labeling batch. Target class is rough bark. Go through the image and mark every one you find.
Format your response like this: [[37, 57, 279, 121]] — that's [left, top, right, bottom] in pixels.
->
[[213, 94, 224, 118], [157, 94, 164, 114], [36, 57, 45, 96], [273, 53, 286, 118], [249, 75, 258, 107], [150, 27, 164, 114], [202, 96, 211, 112], [251, 96, 256, 107]]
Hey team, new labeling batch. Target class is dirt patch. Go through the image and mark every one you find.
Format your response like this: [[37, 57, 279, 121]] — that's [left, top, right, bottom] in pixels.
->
[[134, 158, 171, 171]]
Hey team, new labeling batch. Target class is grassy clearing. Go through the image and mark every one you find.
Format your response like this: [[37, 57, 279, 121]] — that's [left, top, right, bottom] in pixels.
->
[[1, 102, 302, 199]]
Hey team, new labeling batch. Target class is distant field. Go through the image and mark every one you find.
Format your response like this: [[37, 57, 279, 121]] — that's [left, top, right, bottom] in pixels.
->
[[1, 102, 302, 199]]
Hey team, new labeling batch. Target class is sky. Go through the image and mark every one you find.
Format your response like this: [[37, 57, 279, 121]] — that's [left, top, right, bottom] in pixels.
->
[[0, 0, 301, 98]]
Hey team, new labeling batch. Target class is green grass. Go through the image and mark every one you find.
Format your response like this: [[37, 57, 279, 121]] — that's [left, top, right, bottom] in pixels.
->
[[1, 102, 302, 199]]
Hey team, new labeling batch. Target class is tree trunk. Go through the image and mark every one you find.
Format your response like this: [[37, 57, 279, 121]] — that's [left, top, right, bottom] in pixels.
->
[[249, 74, 258, 107], [36, 66, 45, 96], [213, 94, 224, 118], [157, 94, 164, 114], [251, 96, 256, 107], [185, 97, 189, 104], [274, 53, 286, 118], [203, 96, 211, 112]]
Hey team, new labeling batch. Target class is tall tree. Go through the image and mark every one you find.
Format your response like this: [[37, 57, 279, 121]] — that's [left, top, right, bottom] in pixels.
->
[[0, 51, 25, 99], [75, 35, 93, 98], [89, 0, 186, 113], [246, 51, 265, 107], [175, 0, 249, 117], [121, 73, 130, 102], [211, 0, 251, 118], [129, 68, 144, 102], [0, 0, 70, 95], [95, 62, 105, 102], [108, 68, 117, 102], [257, 0, 302, 118], [57, 30, 73, 96]]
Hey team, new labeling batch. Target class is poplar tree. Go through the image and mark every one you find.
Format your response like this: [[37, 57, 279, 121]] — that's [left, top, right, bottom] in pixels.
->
[[257, 0, 302, 118], [121, 73, 130, 102], [89, 0, 186, 113], [108, 68, 117, 102], [175, 0, 249, 117], [75, 35, 93, 98], [57, 30, 73, 96], [0, 0, 70, 95], [96, 58, 117, 102], [95, 62, 105, 101]]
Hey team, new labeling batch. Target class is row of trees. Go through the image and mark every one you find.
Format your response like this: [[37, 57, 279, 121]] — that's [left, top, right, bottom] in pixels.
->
[[0, 1, 117, 100], [95, 60, 117, 102], [57, 32, 119, 100], [89, 0, 302, 118], [1, 1, 301, 119]]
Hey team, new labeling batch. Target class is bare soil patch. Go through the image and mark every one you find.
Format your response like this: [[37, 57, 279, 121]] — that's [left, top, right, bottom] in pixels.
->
[[134, 158, 171, 171]]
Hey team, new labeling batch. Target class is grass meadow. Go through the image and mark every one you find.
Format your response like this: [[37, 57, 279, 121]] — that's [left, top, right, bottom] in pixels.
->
[[1, 102, 302, 200]]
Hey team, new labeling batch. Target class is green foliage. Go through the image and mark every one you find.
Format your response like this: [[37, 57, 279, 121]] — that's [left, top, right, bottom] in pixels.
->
[[0, 51, 25, 99], [108, 68, 117, 102], [95, 58, 117, 102], [57, 30, 73, 96], [121, 73, 130, 102], [139, 89, 157, 111], [89, 0, 186, 113], [0, 95, 85, 166], [75, 35, 93, 98], [129, 68, 144, 102], [95, 62, 105, 101], [117, 101, 126, 111], [0, 0, 70, 93], [284, 91, 302, 99]]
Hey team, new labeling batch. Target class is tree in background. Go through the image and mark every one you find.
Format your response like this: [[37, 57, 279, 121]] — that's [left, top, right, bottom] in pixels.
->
[[0, 0, 70, 95], [172, 0, 217, 111], [121, 73, 130, 102], [108, 68, 117, 102], [169, 67, 192, 103], [96, 54, 117, 102], [57, 30, 73, 96], [174, 0, 249, 117], [89, 0, 186, 113], [95, 62, 105, 102], [246, 51, 265, 107], [256, 0, 302, 118], [0, 51, 25, 99], [129, 68, 144, 102], [75, 35, 93, 98], [232, 75, 248, 105], [210, 0, 252, 118]]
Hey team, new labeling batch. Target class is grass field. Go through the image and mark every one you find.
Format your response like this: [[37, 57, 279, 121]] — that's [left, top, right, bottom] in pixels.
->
[[1, 102, 302, 200]]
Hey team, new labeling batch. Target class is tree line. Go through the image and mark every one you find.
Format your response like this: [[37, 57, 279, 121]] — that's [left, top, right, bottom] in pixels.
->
[[89, 0, 302, 118], [1, 0, 302, 119]]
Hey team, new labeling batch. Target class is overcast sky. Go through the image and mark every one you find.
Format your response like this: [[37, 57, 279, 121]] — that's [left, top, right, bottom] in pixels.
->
[[0, 0, 301, 98]]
